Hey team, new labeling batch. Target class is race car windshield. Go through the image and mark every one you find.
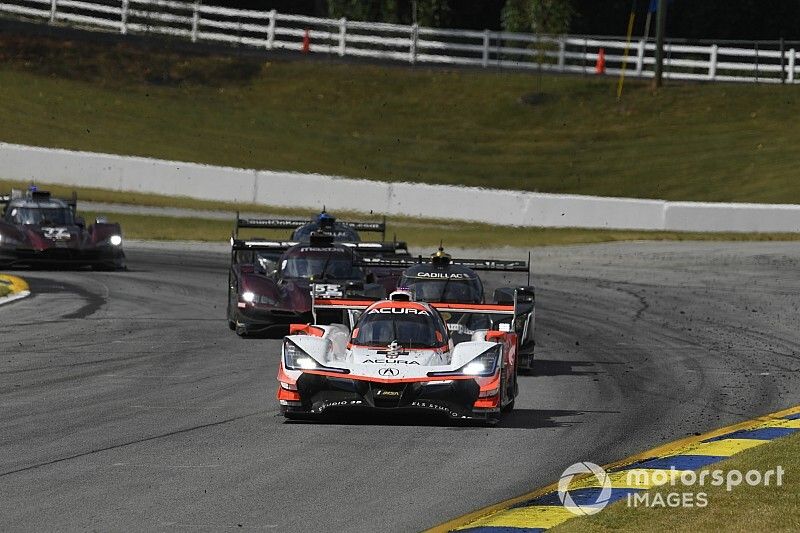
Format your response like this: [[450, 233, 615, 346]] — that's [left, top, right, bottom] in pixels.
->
[[293, 223, 360, 242], [9, 207, 74, 226], [353, 311, 443, 348], [401, 278, 482, 303], [281, 256, 362, 280]]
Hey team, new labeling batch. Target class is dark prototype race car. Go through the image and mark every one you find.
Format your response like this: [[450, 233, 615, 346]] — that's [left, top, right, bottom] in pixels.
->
[[227, 214, 410, 337], [234, 209, 388, 243], [0, 189, 125, 270], [361, 247, 537, 372]]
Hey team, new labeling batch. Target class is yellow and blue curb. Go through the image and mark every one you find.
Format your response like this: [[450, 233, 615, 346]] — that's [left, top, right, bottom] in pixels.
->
[[0, 274, 31, 305], [430, 404, 800, 532]]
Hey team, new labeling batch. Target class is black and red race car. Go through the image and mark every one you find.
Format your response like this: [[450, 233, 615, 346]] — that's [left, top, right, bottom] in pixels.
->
[[226, 214, 410, 337], [360, 247, 537, 371], [0, 188, 125, 270]]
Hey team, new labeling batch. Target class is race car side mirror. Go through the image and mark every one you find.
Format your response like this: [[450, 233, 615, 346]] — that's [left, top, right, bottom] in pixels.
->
[[75, 216, 86, 228]]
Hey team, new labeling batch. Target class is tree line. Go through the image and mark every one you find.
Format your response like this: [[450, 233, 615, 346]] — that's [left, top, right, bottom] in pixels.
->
[[212, 0, 800, 41]]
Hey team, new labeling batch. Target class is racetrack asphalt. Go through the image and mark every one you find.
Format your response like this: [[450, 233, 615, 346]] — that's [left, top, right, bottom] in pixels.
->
[[1, 241, 799, 532]]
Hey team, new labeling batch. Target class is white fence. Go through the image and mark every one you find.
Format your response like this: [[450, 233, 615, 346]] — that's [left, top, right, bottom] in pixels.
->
[[1, 0, 799, 84], [1, 142, 798, 233]]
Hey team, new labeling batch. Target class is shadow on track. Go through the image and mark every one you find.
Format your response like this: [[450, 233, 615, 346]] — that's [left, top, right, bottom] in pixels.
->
[[280, 408, 615, 430]]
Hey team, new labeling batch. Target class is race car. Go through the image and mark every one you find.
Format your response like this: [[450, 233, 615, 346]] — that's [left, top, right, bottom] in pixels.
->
[[227, 215, 410, 337], [235, 209, 387, 243], [0, 188, 125, 270], [361, 247, 537, 372], [276, 287, 527, 424]]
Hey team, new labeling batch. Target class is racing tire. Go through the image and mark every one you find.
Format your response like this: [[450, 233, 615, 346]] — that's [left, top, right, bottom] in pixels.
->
[[503, 370, 517, 413], [235, 324, 249, 337], [518, 344, 535, 375], [484, 413, 501, 427], [226, 304, 236, 331]]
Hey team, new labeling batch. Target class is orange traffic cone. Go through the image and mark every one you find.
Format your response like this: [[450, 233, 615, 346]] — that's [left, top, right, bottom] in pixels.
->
[[302, 29, 310, 54], [595, 48, 606, 74]]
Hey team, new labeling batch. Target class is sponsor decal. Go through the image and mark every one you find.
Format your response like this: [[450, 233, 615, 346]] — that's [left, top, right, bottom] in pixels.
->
[[410, 401, 459, 417], [374, 389, 401, 397], [378, 367, 400, 377], [42, 227, 71, 241], [447, 324, 475, 335], [313, 284, 344, 298], [415, 272, 469, 279], [383, 340, 404, 359], [299, 247, 346, 253], [312, 399, 363, 413], [367, 307, 429, 315], [363, 359, 420, 365]]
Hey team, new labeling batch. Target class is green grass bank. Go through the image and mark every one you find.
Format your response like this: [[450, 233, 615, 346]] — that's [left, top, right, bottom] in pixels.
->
[[0, 33, 798, 204]]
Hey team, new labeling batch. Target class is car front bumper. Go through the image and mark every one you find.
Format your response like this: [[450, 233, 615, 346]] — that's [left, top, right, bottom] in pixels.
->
[[279, 373, 498, 421]]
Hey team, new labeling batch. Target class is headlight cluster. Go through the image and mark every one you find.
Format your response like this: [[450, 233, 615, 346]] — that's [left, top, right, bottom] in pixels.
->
[[427, 345, 501, 378], [109, 235, 123, 246], [283, 340, 349, 374], [0, 234, 21, 247], [240, 291, 278, 306]]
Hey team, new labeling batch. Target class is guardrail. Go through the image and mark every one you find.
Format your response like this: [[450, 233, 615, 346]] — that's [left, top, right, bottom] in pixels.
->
[[1, 142, 798, 233], [1, 0, 799, 84]]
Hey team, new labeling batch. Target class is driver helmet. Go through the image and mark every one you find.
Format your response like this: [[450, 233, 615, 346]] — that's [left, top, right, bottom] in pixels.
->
[[316, 210, 336, 230]]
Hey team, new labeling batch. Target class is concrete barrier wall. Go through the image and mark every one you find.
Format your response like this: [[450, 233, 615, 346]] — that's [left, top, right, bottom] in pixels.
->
[[1, 142, 798, 232]]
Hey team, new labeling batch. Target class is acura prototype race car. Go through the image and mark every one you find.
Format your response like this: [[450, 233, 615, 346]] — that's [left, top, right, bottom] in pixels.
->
[[227, 214, 410, 337], [361, 247, 537, 372], [0, 188, 125, 269], [277, 287, 528, 424]]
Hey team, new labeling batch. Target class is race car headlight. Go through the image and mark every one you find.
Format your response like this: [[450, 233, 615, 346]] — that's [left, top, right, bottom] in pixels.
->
[[283, 339, 349, 374], [241, 291, 256, 303], [0, 234, 21, 247], [109, 235, 123, 246], [427, 345, 501, 378]]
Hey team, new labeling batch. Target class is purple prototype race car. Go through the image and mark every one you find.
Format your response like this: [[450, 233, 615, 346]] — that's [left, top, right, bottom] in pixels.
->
[[0, 188, 125, 270], [227, 212, 410, 337]]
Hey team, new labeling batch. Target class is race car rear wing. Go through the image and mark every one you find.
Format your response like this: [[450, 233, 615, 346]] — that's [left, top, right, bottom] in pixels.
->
[[230, 238, 409, 256], [310, 284, 534, 330], [233, 212, 387, 239], [360, 256, 528, 271]]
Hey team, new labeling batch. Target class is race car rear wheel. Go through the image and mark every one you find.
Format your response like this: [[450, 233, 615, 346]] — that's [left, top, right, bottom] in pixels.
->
[[518, 343, 535, 375], [503, 369, 517, 413]]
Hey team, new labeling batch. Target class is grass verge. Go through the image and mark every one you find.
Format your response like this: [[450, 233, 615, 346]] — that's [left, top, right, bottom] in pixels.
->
[[3, 179, 798, 247], [82, 211, 800, 248], [0, 178, 321, 218], [552, 432, 800, 532], [1, 33, 799, 203]]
